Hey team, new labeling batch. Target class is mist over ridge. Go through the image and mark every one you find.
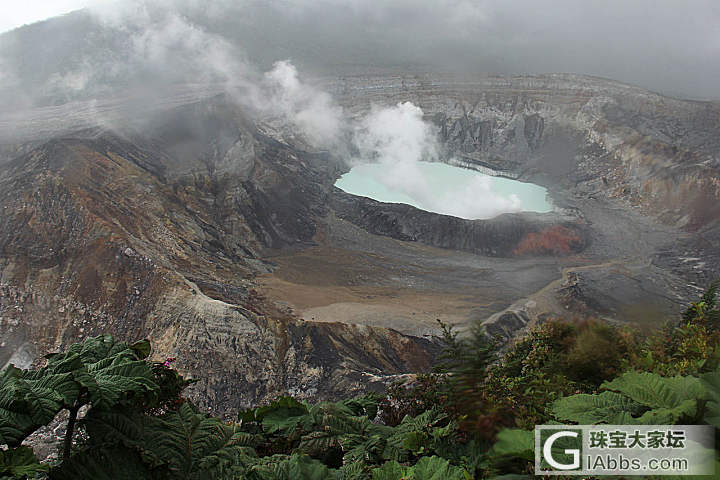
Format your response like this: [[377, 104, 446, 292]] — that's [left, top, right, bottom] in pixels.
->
[[1, 0, 719, 108]]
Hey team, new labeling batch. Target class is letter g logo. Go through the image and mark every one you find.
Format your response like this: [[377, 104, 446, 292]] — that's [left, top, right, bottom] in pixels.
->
[[543, 431, 580, 470]]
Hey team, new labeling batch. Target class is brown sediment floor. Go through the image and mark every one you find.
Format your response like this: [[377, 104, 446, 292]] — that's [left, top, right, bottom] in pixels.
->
[[259, 273, 476, 336], [257, 191, 698, 338], [257, 216, 570, 336]]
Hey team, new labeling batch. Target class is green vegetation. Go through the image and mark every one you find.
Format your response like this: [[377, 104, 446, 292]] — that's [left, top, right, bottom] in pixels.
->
[[1, 283, 719, 479]]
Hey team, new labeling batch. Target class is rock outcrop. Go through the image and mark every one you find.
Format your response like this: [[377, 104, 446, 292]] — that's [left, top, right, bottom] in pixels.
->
[[330, 190, 588, 257]]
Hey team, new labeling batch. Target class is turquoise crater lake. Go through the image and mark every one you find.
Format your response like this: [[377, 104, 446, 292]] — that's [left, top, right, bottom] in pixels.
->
[[335, 161, 552, 220]]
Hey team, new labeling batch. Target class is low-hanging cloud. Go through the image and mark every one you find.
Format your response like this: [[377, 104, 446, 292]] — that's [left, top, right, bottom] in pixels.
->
[[263, 60, 344, 147], [2, 0, 719, 105], [0, 0, 345, 147], [94, 3, 345, 147]]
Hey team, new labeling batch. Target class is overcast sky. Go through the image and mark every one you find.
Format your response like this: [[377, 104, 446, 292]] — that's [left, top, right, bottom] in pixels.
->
[[1, 0, 719, 99], [0, 0, 107, 33]]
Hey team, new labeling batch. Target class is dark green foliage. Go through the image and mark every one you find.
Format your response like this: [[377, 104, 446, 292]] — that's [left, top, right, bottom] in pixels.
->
[[0, 339, 474, 480], [633, 280, 720, 376], [682, 280, 720, 327], [0, 446, 48, 479], [235, 395, 473, 476], [239, 396, 309, 429], [2, 282, 720, 479], [488, 429, 533, 460], [243, 453, 340, 480], [0, 335, 160, 450], [0, 364, 78, 447], [50, 446, 154, 480], [445, 282, 720, 477], [485, 429, 534, 477], [483, 321, 579, 429], [46, 334, 159, 410], [145, 403, 256, 477], [0, 335, 205, 480], [67, 403, 258, 480], [377, 375, 448, 427], [564, 320, 630, 384], [451, 319, 596, 431], [371, 456, 468, 479], [435, 321, 498, 413], [488, 366, 720, 477], [701, 369, 720, 429]]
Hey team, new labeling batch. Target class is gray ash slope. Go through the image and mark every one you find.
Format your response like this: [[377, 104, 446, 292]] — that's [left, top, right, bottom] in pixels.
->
[[1, 69, 719, 411]]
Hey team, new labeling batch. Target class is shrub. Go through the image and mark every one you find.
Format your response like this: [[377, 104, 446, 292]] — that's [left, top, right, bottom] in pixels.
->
[[564, 319, 633, 386], [513, 225, 582, 256]]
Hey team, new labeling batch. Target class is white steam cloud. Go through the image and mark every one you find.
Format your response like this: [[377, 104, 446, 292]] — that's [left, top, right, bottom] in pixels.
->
[[106, 5, 343, 147], [349, 101, 523, 220], [263, 60, 343, 147], [0, 1, 343, 148]]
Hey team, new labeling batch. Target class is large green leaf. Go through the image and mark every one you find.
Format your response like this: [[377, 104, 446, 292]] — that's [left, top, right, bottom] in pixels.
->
[[554, 370, 710, 425], [370, 461, 405, 480], [0, 367, 39, 447], [701, 368, 720, 428], [0, 364, 79, 446], [0, 335, 157, 448], [601, 371, 705, 410], [265, 401, 359, 438], [340, 432, 388, 465], [340, 396, 379, 420], [81, 405, 260, 480], [552, 391, 641, 424], [41, 335, 159, 411], [239, 396, 308, 426], [55, 337, 159, 409], [48, 335, 130, 365], [338, 460, 368, 480], [371, 456, 467, 480], [410, 456, 468, 480], [382, 408, 449, 462], [244, 454, 341, 480], [130, 340, 152, 360], [490, 429, 534, 461], [142, 403, 255, 479], [633, 399, 701, 425], [82, 408, 148, 450], [81, 357, 158, 409]]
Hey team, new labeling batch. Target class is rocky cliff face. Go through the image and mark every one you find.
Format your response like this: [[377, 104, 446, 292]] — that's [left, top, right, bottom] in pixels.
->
[[0, 100, 439, 414], [330, 191, 588, 257], [332, 74, 720, 230]]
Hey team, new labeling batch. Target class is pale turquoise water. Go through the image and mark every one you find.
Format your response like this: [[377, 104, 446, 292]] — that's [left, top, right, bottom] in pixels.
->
[[335, 161, 552, 220]]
